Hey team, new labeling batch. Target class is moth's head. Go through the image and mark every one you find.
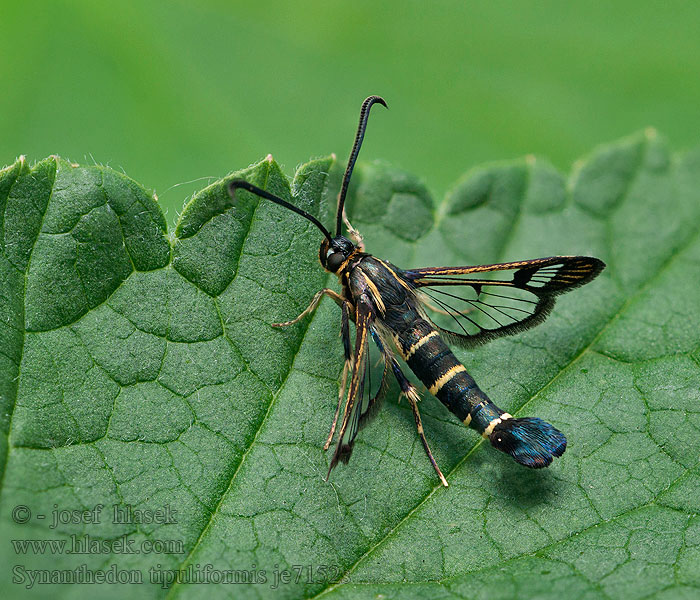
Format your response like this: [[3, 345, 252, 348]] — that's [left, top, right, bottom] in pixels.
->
[[319, 235, 355, 273]]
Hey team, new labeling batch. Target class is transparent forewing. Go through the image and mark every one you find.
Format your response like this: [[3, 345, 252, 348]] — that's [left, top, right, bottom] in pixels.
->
[[404, 256, 604, 347]]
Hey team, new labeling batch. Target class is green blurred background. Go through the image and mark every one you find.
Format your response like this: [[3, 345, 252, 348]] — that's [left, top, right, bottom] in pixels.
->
[[2, 0, 700, 226]]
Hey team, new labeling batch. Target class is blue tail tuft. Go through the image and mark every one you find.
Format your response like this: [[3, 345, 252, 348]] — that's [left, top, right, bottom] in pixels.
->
[[488, 417, 566, 468]]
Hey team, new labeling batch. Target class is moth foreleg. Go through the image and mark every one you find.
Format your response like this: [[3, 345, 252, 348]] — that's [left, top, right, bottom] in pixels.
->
[[389, 358, 449, 487], [272, 288, 345, 327]]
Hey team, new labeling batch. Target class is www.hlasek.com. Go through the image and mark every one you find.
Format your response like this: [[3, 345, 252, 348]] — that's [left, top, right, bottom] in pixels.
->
[[12, 534, 184, 556]]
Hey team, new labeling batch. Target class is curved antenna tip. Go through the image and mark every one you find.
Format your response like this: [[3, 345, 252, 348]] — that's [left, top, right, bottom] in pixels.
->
[[365, 95, 388, 109]]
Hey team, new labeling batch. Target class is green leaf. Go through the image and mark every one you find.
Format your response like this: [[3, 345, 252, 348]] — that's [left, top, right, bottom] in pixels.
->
[[1, 132, 699, 600]]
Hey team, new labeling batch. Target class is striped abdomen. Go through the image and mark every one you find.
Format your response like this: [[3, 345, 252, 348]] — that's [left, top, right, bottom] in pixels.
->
[[393, 311, 567, 468], [395, 314, 505, 436]]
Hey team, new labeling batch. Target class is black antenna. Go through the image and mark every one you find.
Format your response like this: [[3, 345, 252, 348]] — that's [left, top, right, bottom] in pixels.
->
[[228, 180, 333, 243], [336, 95, 388, 236]]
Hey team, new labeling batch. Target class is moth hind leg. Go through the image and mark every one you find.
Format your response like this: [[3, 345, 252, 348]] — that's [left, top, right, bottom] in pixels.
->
[[389, 358, 449, 487]]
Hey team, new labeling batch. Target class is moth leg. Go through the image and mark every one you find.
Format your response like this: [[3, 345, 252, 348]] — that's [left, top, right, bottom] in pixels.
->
[[342, 207, 364, 251], [324, 301, 353, 450], [356, 329, 391, 429], [272, 288, 345, 327], [324, 362, 348, 451], [326, 298, 373, 479], [408, 393, 449, 487], [275, 288, 353, 450], [390, 357, 449, 487]]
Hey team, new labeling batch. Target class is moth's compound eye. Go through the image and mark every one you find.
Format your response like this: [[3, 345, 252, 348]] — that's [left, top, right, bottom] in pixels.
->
[[326, 251, 345, 272]]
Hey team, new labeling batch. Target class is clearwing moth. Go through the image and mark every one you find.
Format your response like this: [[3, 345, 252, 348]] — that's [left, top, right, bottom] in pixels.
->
[[229, 96, 604, 486]]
